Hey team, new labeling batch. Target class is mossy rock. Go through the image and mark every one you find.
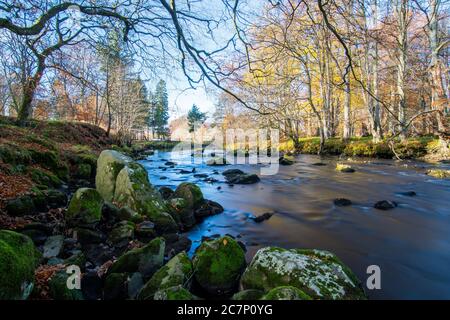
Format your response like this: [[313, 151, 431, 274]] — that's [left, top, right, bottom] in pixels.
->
[[74, 228, 105, 245], [108, 221, 135, 245], [66, 188, 104, 227], [96, 150, 132, 202], [279, 155, 295, 165], [167, 198, 195, 228], [193, 236, 246, 295], [64, 251, 86, 269], [104, 273, 128, 300], [427, 169, 450, 179], [76, 163, 92, 179], [240, 247, 366, 300], [109, 237, 165, 278], [231, 289, 264, 300], [153, 285, 196, 300], [5, 195, 35, 216], [113, 162, 177, 233], [138, 252, 193, 300], [261, 286, 312, 300], [48, 270, 83, 300], [29, 168, 61, 188], [172, 182, 204, 209], [0, 230, 41, 299], [336, 163, 355, 173], [28, 149, 68, 180], [33, 189, 67, 211]]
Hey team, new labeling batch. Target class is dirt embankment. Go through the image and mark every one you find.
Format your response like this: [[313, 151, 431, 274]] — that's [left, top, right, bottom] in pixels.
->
[[0, 116, 112, 220]]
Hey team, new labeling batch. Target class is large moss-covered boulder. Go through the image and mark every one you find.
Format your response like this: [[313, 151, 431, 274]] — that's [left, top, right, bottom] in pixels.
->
[[240, 247, 366, 300], [138, 251, 193, 300], [0, 230, 41, 299], [261, 286, 312, 300], [108, 221, 135, 246], [5, 195, 35, 216], [48, 270, 83, 300], [114, 163, 177, 233], [172, 182, 204, 209], [109, 237, 165, 278], [153, 285, 196, 300], [193, 236, 246, 295], [167, 198, 195, 229], [231, 289, 264, 300], [66, 188, 103, 227], [96, 150, 132, 201]]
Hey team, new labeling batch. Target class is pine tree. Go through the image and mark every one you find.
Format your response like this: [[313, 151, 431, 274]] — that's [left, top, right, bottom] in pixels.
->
[[187, 104, 207, 132], [152, 79, 169, 139]]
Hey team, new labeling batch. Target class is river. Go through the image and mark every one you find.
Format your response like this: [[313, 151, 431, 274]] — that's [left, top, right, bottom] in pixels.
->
[[139, 150, 450, 299]]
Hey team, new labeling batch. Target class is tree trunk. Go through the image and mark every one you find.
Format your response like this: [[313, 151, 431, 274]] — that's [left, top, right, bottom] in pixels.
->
[[17, 59, 45, 122], [428, 0, 449, 144], [396, 0, 409, 141]]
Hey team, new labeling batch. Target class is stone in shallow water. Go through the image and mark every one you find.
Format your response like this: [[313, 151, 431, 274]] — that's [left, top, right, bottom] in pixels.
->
[[334, 198, 352, 206], [240, 247, 366, 300], [397, 191, 416, 197], [374, 200, 398, 210], [252, 212, 274, 223]]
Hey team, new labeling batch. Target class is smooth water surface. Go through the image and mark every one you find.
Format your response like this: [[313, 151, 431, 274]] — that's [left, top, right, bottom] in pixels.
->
[[140, 150, 450, 299]]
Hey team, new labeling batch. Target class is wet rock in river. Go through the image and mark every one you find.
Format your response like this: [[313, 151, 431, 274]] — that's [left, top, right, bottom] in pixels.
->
[[279, 155, 295, 165], [172, 182, 204, 209], [159, 186, 174, 200], [374, 200, 398, 210], [193, 173, 208, 178], [251, 212, 274, 223], [333, 198, 352, 206], [336, 163, 355, 173], [312, 162, 327, 166], [426, 169, 450, 179], [222, 169, 260, 184], [397, 191, 416, 197], [194, 200, 224, 220]]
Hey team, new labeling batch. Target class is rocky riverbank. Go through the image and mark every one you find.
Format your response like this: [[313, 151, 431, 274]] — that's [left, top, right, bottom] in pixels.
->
[[0, 147, 368, 300]]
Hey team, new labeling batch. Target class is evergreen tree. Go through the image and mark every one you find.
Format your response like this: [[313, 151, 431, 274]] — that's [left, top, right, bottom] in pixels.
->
[[187, 104, 207, 132], [152, 79, 169, 139]]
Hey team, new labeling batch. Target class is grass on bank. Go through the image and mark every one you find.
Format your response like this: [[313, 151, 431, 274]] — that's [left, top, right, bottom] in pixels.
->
[[279, 136, 442, 159]]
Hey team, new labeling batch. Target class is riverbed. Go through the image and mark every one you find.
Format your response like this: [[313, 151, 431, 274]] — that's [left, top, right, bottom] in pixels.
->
[[140, 150, 450, 299]]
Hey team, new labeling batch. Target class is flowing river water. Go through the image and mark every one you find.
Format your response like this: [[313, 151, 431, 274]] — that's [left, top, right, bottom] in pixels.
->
[[140, 150, 450, 300]]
